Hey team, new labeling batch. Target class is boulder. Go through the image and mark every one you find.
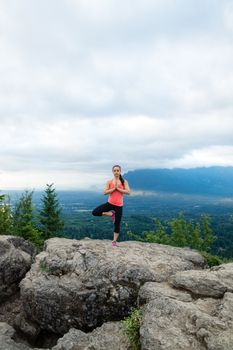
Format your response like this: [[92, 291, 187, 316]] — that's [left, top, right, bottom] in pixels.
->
[[0, 236, 36, 302], [139, 281, 193, 304], [169, 263, 233, 297], [139, 263, 233, 350], [19, 238, 205, 336], [52, 322, 130, 350]]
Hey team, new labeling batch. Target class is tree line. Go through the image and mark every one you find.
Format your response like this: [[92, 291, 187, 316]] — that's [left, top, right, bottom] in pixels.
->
[[0, 184, 64, 248], [128, 212, 222, 265]]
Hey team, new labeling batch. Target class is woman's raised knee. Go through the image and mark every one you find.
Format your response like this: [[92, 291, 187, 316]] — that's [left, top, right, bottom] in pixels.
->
[[92, 208, 101, 216]]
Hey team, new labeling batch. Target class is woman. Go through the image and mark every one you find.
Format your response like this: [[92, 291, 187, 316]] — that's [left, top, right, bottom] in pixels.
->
[[92, 165, 130, 247]]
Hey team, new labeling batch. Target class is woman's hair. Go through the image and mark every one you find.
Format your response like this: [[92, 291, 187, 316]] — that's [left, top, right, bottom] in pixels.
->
[[112, 164, 125, 186]]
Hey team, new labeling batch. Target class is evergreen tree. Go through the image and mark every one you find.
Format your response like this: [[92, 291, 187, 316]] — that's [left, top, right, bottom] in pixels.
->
[[0, 194, 13, 234], [201, 215, 217, 252], [143, 219, 170, 244], [13, 190, 41, 245], [39, 184, 64, 240], [170, 212, 187, 247], [186, 220, 194, 247], [189, 221, 203, 250], [127, 219, 170, 244]]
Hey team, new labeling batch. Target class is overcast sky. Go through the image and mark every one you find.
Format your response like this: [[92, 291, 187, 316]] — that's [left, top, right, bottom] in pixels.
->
[[1, 0, 233, 190]]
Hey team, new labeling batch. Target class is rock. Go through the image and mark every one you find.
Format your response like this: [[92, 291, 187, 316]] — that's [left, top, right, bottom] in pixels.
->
[[140, 263, 233, 350], [140, 296, 203, 350], [140, 293, 233, 350], [170, 263, 233, 297], [19, 238, 205, 337], [0, 293, 22, 327], [0, 236, 36, 302], [14, 312, 41, 341], [139, 281, 193, 304], [218, 292, 233, 321], [5, 236, 233, 350], [52, 322, 130, 350], [0, 322, 43, 350]]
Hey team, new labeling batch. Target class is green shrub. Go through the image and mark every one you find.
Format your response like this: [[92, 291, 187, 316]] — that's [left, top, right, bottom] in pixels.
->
[[122, 308, 142, 350], [200, 251, 222, 267]]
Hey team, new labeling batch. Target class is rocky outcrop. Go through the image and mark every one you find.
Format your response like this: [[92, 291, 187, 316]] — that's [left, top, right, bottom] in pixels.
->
[[139, 264, 233, 350], [0, 236, 36, 303], [4, 236, 233, 350], [18, 238, 205, 338]]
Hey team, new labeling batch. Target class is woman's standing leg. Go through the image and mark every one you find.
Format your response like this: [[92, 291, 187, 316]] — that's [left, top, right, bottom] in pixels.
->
[[113, 206, 123, 243]]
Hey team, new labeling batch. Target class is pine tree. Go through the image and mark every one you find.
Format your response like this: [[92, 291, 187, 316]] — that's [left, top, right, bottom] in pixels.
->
[[0, 194, 13, 234], [201, 215, 217, 252], [144, 219, 170, 244], [188, 221, 203, 250], [39, 184, 64, 240], [170, 212, 187, 247], [127, 219, 170, 244], [13, 190, 41, 245]]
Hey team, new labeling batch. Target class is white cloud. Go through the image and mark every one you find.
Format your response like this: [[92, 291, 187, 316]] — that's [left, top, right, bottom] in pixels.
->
[[223, 0, 233, 32], [0, 0, 233, 189], [171, 145, 233, 168]]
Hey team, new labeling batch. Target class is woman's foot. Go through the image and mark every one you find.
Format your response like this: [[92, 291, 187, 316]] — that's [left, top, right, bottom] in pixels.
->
[[112, 240, 118, 247]]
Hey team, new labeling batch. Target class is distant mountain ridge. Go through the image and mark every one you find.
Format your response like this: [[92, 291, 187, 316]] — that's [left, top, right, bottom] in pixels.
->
[[124, 166, 233, 196]]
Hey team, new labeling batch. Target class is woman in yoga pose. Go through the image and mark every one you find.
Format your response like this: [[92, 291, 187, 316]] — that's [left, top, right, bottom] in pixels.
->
[[92, 165, 130, 247]]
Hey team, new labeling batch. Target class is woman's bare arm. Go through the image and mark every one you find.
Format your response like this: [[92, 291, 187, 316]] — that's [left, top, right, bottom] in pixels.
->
[[116, 180, 131, 195], [104, 181, 116, 195]]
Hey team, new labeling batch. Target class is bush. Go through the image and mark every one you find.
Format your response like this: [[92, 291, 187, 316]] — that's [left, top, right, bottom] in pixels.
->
[[122, 308, 142, 350], [200, 251, 222, 267]]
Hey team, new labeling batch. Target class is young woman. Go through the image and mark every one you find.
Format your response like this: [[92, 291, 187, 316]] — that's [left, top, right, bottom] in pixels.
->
[[92, 165, 130, 247]]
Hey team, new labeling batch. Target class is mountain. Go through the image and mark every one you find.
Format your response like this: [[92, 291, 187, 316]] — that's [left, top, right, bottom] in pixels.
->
[[124, 166, 233, 196]]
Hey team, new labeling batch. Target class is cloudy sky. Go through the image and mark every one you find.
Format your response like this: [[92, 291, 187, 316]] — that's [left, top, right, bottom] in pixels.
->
[[1, 0, 233, 190]]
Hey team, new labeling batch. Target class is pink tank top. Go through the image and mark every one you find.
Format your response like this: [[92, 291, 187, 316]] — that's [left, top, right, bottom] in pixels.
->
[[108, 179, 124, 207]]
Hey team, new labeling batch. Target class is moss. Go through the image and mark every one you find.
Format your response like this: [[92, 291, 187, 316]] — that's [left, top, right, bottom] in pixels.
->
[[39, 260, 51, 273]]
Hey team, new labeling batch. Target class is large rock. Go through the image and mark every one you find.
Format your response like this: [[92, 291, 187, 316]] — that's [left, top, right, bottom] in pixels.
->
[[52, 322, 130, 350], [0, 236, 36, 302], [139, 281, 193, 304], [19, 238, 205, 336], [139, 264, 233, 350], [170, 263, 233, 297], [5, 236, 233, 350]]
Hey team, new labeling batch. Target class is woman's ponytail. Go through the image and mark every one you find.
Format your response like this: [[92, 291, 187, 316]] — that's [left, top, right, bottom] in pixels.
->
[[119, 174, 125, 186]]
